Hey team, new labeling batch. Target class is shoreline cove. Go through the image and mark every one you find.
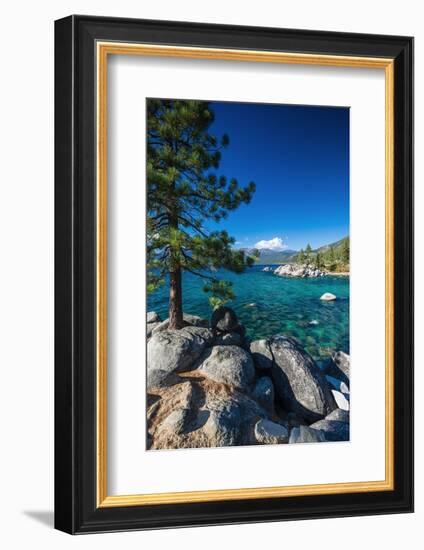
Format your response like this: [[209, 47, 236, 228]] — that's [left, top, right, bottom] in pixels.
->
[[148, 264, 350, 361]]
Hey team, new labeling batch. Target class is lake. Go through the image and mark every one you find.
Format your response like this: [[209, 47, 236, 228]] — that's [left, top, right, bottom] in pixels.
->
[[147, 265, 349, 361]]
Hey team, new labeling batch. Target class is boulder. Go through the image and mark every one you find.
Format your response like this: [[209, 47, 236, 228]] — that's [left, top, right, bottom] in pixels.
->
[[269, 336, 337, 423], [331, 389, 350, 411], [147, 311, 161, 324], [320, 292, 337, 301], [251, 377, 275, 414], [211, 306, 239, 332], [203, 405, 241, 447], [254, 419, 289, 444], [147, 381, 198, 449], [214, 332, 243, 346], [151, 314, 209, 334], [323, 352, 350, 387], [286, 412, 308, 429], [274, 264, 326, 278], [333, 351, 350, 379], [157, 408, 190, 435], [289, 425, 326, 444], [250, 339, 273, 370], [147, 369, 182, 390], [151, 319, 171, 334], [325, 375, 349, 394], [147, 327, 214, 374], [340, 381, 349, 395], [182, 314, 209, 328], [309, 419, 349, 442], [199, 345, 255, 392], [147, 322, 161, 339], [326, 408, 349, 423], [232, 323, 246, 339], [147, 368, 271, 449]]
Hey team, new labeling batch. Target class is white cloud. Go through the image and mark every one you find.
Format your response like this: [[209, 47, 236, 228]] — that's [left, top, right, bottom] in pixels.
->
[[254, 237, 287, 251]]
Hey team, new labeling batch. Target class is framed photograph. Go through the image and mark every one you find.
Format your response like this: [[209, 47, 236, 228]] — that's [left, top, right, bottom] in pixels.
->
[[54, 15, 413, 534]]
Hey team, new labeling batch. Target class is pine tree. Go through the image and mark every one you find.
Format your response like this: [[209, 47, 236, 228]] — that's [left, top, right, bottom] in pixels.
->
[[305, 243, 312, 264], [147, 99, 256, 329], [327, 245, 336, 271], [315, 252, 322, 269], [341, 237, 350, 265], [297, 248, 306, 264]]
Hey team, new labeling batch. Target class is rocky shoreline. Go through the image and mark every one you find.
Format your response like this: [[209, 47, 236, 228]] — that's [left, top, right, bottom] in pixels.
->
[[263, 263, 349, 278], [147, 306, 350, 450]]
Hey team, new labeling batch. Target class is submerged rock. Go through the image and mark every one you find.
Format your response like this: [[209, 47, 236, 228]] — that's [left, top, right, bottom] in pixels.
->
[[320, 292, 337, 301], [147, 327, 214, 374], [254, 419, 289, 444], [268, 336, 336, 423], [199, 345, 255, 392]]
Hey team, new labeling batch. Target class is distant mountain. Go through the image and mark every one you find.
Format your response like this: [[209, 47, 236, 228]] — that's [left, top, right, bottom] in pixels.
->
[[315, 237, 348, 254], [241, 247, 298, 265], [240, 236, 349, 265]]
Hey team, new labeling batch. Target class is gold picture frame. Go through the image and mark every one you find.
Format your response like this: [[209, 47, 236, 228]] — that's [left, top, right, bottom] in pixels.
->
[[96, 42, 394, 508]]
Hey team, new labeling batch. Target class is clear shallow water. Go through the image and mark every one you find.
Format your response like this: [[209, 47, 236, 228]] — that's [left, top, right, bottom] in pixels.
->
[[148, 265, 349, 361]]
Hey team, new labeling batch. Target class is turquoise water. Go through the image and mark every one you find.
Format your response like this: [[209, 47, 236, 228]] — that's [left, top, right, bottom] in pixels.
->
[[148, 265, 349, 361]]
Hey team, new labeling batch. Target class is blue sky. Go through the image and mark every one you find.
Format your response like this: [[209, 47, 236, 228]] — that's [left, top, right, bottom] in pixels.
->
[[207, 100, 349, 251]]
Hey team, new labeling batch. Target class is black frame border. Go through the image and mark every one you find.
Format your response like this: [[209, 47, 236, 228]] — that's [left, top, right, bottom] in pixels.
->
[[54, 15, 414, 534]]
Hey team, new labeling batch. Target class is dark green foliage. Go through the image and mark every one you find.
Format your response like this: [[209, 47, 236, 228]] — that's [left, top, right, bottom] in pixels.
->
[[296, 248, 306, 264], [341, 237, 350, 264], [316, 238, 349, 272], [293, 238, 349, 272], [147, 99, 256, 326], [305, 243, 312, 264]]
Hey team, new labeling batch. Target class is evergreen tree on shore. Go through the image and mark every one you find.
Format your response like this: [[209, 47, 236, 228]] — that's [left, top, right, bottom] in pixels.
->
[[305, 243, 312, 264], [297, 248, 306, 264], [147, 99, 256, 329], [341, 237, 350, 265]]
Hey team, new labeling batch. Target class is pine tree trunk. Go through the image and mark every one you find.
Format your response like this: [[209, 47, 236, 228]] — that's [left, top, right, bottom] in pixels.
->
[[168, 267, 183, 329], [167, 194, 183, 329]]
